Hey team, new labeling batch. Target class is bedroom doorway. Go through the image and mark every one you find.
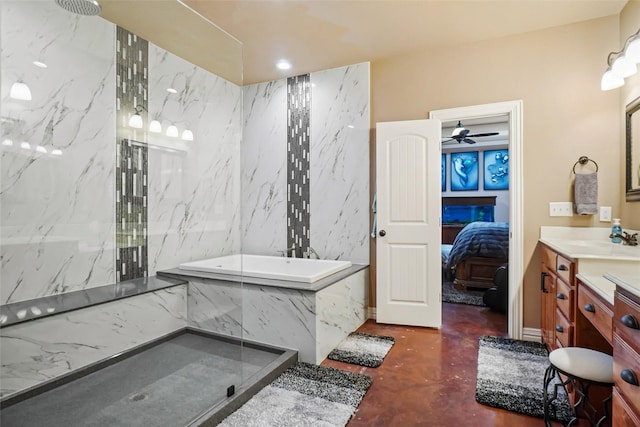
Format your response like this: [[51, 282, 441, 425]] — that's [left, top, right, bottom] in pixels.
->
[[430, 100, 523, 340]]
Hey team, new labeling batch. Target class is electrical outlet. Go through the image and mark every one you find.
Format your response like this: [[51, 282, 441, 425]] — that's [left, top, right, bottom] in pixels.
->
[[549, 202, 573, 217], [599, 206, 612, 222]]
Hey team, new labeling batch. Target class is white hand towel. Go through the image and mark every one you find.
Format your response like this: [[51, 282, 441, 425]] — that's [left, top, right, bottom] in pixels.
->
[[574, 172, 597, 215]]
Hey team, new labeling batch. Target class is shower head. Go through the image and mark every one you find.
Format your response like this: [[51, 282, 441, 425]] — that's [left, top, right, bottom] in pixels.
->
[[54, 0, 101, 16]]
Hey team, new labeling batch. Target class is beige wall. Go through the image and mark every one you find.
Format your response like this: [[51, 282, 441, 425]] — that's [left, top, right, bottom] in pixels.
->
[[620, 0, 640, 229], [370, 15, 626, 329]]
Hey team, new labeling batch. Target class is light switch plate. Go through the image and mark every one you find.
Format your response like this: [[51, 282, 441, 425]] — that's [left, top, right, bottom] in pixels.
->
[[549, 202, 573, 217], [599, 206, 612, 222]]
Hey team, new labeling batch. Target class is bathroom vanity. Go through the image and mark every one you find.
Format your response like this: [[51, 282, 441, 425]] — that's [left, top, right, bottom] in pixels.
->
[[538, 226, 640, 425]]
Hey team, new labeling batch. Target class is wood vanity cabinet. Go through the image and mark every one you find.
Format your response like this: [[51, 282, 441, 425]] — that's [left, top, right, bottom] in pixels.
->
[[613, 287, 640, 426], [540, 244, 576, 351]]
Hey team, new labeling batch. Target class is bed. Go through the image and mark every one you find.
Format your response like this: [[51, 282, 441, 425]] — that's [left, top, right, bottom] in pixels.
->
[[443, 221, 509, 290]]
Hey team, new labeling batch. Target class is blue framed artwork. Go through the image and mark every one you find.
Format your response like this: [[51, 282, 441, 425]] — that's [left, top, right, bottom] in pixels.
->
[[450, 151, 478, 191], [441, 154, 446, 191], [484, 149, 509, 190]]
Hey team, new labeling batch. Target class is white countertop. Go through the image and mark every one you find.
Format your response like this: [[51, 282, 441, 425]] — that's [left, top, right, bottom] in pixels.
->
[[540, 226, 640, 300]]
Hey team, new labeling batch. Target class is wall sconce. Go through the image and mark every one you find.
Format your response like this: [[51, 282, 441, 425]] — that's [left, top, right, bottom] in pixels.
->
[[128, 105, 144, 129], [166, 124, 179, 138], [601, 28, 640, 91], [10, 80, 32, 101]]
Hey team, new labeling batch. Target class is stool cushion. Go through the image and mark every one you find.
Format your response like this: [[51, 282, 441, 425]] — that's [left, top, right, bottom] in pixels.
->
[[549, 347, 614, 384]]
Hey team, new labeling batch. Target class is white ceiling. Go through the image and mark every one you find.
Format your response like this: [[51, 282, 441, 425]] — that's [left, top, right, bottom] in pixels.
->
[[184, 0, 627, 85]]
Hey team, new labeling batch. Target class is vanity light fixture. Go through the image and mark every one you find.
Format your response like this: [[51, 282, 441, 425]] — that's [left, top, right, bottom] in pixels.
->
[[10, 80, 32, 101], [20, 142, 31, 150], [166, 124, 179, 137], [128, 105, 144, 129], [2, 139, 13, 147], [36, 145, 48, 153], [32, 61, 48, 69], [601, 27, 640, 91], [166, 88, 178, 94], [181, 129, 194, 141], [149, 120, 162, 133], [52, 149, 63, 156]]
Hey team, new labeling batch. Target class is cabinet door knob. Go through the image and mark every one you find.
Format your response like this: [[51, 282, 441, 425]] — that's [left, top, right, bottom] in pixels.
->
[[584, 303, 595, 313], [558, 264, 568, 271], [620, 369, 639, 386], [556, 293, 566, 300], [621, 314, 640, 330], [555, 325, 564, 333]]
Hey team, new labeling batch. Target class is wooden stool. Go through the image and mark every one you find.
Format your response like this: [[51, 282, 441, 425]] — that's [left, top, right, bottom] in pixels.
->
[[543, 347, 614, 427]]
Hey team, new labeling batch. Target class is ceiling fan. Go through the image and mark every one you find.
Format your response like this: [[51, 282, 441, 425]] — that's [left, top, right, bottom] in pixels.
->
[[442, 121, 499, 144]]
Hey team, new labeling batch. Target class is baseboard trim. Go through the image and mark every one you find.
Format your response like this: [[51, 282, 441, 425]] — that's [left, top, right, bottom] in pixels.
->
[[521, 327, 541, 342], [367, 307, 376, 320]]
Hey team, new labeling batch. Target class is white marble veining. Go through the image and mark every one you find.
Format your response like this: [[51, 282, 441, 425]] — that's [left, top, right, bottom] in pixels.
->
[[310, 63, 370, 263], [187, 268, 367, 363], [315, 269, 368, 362], [0, 286, 187, 399], [241, 64, 370, 263], [147, 46, 243, 274], [0, 1, 116, 304], [241, 81, 288, 255]]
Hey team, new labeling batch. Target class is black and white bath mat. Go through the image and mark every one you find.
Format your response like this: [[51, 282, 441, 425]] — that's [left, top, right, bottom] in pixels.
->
[[442, 281, 485, 306], [327, 332, 395, 368], [475, 336, 572, 422], [218, 362, 372, 427]]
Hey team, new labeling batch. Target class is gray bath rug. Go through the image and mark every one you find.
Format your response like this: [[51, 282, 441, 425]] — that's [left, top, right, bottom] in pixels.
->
[[327, 332, 395, 368], [475, 336, 572, 422], [218, 362, 372, 427], [442, 281, 485, 306]]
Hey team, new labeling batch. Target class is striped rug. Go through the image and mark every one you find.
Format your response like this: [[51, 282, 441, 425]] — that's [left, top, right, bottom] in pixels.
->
[[328, 332, 395, 368], [219, 362, 372, 427], [475, 335, 572, 422]]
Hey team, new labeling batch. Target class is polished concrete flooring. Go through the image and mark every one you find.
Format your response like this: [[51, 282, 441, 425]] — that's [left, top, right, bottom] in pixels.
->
[[322, 302, 549, 427]]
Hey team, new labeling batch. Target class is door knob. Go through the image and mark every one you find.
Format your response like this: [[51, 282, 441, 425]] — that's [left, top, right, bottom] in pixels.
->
[[379, 230, 386, 237]]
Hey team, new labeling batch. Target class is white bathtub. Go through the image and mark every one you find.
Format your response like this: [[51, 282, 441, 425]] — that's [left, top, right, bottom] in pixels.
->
[[178, 254, 352, 283]]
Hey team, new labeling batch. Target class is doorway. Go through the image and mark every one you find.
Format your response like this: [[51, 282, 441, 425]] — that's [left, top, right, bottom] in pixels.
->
[[430, 100, 523, 339], [440, 115, 509, 332]]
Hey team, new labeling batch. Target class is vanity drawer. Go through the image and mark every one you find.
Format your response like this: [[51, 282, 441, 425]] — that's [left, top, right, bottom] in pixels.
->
[[555, 309, 573, 348], [613, 335, 640, 418], [556, 279, 574, 320], [615, 290, 640, 355], [578, 283, 613, 344], [556, 254, 573, 285], [613, 388, 640, 427]]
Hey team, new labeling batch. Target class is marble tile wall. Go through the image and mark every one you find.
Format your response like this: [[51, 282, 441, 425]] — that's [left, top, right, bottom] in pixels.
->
[[241, 81, 288, 256], [146, 46, 243, 274], [0, 286, 187, 399], [242, 63, 370, 263], [0, 1, 116, 304], [310, 63, 370, 264]]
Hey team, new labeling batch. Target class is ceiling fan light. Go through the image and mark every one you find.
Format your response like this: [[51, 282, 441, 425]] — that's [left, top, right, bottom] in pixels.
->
[[601, 69, 624, 91], [451, 121, 465, 137], [611, 55, 637, 78]]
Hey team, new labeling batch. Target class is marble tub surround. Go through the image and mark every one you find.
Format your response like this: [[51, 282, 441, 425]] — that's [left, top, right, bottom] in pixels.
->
[[0, 285, 187, 400], [183, 267, 368, 363], [147, 45, 243, 275], [241, 63, 370, 263], [1, 1, 116, 304], [0, 275, 186, 328]]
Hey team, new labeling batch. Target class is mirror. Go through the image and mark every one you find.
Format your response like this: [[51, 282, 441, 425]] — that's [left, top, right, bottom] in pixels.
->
[[626, 96, 640, 201]]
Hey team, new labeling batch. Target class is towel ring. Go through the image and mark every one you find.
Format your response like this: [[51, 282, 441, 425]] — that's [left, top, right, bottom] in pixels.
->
[[572, 156, 598, 173]]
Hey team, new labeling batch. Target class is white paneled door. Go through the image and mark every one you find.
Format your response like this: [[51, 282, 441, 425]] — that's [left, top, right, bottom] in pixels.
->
[[376, 120, 442, 327]]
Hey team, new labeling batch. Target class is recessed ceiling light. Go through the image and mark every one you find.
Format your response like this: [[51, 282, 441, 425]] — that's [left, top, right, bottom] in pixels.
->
[[166, 88, 177, 94], [276, 60, 292, 70], [33, 61, 48, 68]]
